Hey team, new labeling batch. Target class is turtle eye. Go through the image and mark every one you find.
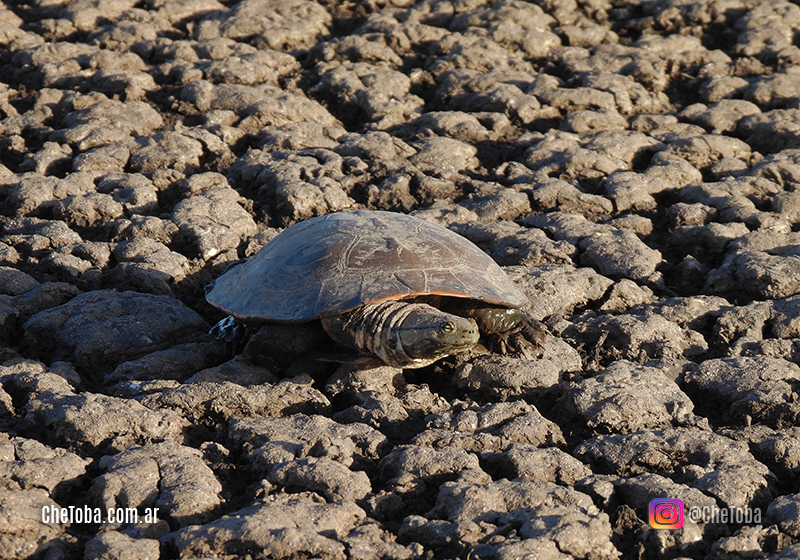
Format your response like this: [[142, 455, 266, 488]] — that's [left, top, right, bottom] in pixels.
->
[[441, 321, 456, 333]]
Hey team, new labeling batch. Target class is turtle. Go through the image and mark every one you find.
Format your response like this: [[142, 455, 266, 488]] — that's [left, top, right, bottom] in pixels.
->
[[205, 210, 546, 369]]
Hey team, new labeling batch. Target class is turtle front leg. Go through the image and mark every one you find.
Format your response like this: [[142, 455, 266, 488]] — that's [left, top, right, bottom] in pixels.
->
[[459, 305, 547, 357]]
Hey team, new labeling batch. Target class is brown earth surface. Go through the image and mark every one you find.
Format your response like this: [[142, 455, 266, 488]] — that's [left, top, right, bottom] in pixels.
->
[[2, 0, 800, 559]]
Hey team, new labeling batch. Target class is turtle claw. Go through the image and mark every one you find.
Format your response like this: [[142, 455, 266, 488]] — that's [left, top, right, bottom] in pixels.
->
[[519, 317, 547, 349], [485, 329, 543, 359], [462, 305, 547, 359], [507, 331, 541, 359]]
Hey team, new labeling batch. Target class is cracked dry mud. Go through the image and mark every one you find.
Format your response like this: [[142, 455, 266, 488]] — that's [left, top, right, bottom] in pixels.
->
[[1, 0, 800, 559]]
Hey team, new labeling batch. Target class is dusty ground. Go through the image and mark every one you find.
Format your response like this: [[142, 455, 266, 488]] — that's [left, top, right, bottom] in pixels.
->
[[1, 0, 800, 558]]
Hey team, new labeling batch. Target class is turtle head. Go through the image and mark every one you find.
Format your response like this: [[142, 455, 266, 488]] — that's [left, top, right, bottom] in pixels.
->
[[396, 306, 480, 366], [321, 301, 481, 369]]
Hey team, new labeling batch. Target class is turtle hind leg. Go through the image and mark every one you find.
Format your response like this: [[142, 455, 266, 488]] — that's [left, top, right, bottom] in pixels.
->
[[210, 316, 250, 349]]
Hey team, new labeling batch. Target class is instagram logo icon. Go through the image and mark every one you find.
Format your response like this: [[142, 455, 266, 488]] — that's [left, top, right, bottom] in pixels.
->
[[649, 499, 684, 529]]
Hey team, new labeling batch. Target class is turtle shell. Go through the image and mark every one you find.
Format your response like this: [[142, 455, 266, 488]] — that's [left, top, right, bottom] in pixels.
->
[[205, 210, 528, 322]]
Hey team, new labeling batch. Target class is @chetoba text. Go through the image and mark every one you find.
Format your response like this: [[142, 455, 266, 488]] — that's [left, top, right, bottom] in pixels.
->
[[649, 499, 684, 529]]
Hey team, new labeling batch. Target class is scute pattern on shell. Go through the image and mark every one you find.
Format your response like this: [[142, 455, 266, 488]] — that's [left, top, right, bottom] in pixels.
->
[[205, 210, 529, 322]]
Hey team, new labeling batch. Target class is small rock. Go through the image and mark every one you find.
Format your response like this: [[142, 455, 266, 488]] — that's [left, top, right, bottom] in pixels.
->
[[766, 493, 800, 537], [575, 428, 772, 510], [0, 488, 67, 560], [83, 531, 161, 560], [140, 379, 330, 421], [268, 457, 372, 502], [21, 289, 208, 375], [567, 360, 706, 433], [21, 389, 187, 454], [229, 414, 386, 469], [579, 229, 662, 281], [91, 441, 222, 526], [682, 356, 800, 427], [170, 493, 362, 560]]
